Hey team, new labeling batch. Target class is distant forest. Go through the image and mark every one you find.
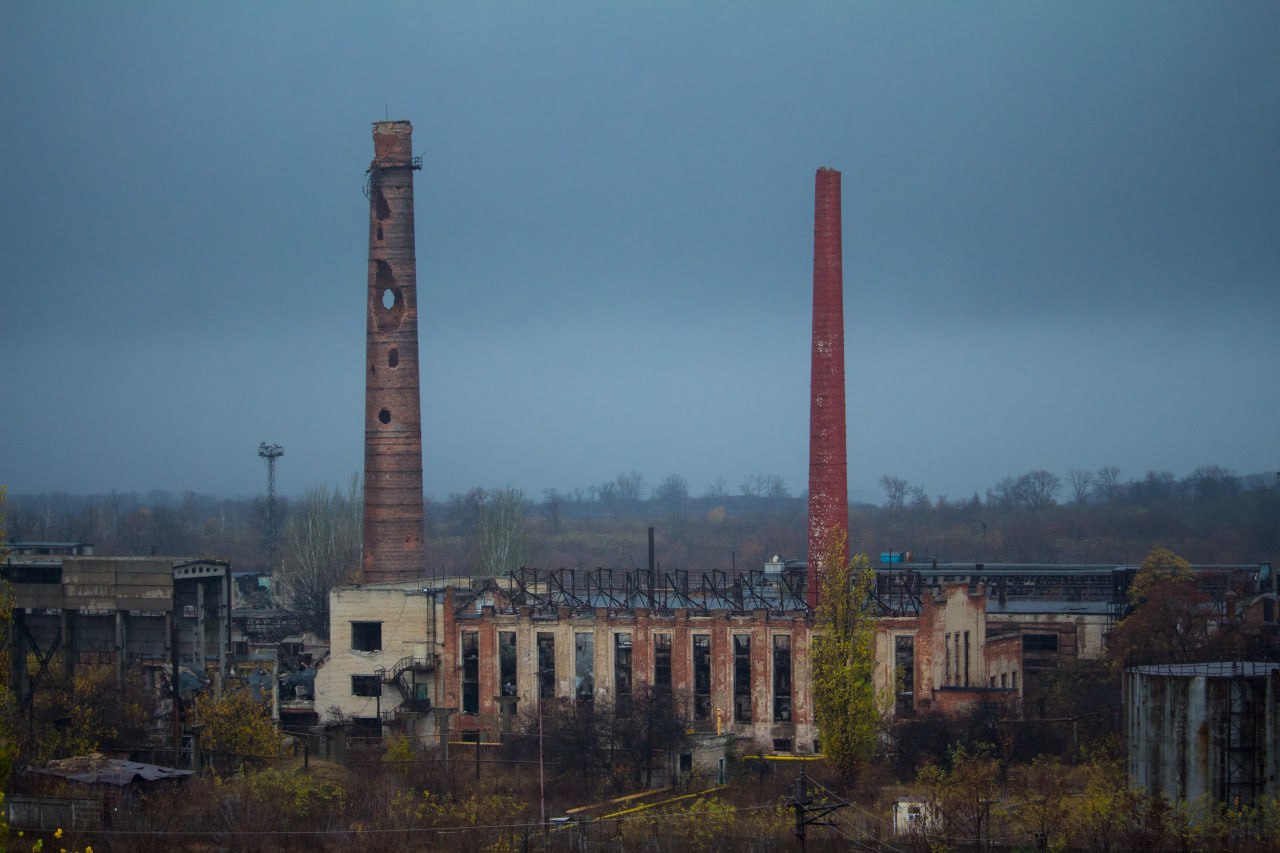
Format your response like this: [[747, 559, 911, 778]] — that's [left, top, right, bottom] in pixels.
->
[[5, 465, 1277, 575]]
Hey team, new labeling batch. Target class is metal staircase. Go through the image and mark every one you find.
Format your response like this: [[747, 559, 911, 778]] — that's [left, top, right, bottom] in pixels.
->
[[375, 653, 438, 714]]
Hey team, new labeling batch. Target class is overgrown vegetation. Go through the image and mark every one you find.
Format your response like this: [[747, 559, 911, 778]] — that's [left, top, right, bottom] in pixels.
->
[[811, 535, 879, 776]]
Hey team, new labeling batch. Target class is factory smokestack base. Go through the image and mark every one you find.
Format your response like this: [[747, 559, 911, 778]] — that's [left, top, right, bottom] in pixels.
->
[[806, 167, 849, 608], [362, 120, 426, 583]]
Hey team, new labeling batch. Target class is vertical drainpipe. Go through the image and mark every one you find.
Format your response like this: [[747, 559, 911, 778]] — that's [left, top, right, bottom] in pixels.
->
[[806, 168, 849, 610]]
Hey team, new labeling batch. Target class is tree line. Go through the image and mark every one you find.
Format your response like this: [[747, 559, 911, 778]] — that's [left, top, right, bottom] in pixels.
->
[[4, 464, 1276, 581]]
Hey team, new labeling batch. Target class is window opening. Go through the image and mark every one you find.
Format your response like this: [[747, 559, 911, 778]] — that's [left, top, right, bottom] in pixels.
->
[[352, 675, 381, 697], [773, 635, 792, 722], [894, 635, 915, 717], [537, 633, 555, 699], [575, 633, 595, 704], [693, 634, 711, 721], [733, 634, 752, 723], [461, 631, 479, 713], [654, 633, 672, 693], [614, 633, 632, 714], [351, 622, 382, 652], [499, 631, 517, 697]]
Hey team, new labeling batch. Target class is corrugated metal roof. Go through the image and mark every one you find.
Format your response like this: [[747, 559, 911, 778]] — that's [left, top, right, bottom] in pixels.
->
[[35, 758, 193, 787]]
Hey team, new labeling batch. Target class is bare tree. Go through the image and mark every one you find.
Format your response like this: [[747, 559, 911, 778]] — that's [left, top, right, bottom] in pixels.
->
[[1094, 466, 1122, 502], [541, 488, 563, 534], [704, 477, 728, 499], [1066, 469, 1094, 505], [762, 475, 790, 501], [478, 488, 528, 575], [613, 471, 645, 504], [880, 475, 909, 510], [278, 475, 361, 638], [445, 488, 485, 537], [1020, 470, 1061, 508], [653, 474, 689, 513], [992, 470, 1061, 509], [1187, 465, 1240, 502]]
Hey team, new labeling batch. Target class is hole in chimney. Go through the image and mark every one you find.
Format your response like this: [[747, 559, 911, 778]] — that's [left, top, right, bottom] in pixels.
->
[[388, 348, 399, 368], [374, 261, 405, 331], [376, 225, 383, 241], [378, 409, 391, 424], [374, 188, 391, 221]]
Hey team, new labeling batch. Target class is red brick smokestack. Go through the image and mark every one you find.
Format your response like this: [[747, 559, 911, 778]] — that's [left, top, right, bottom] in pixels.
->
[[362, 121, 426, 583], [806, 167, 848, 609]]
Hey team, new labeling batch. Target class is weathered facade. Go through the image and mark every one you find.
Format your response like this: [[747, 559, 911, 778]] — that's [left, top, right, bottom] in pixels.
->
[[875, 582, 1028, 718], [313, 581, 443, 725], [3, 553, 233, 710], [314, 565, 1133, 752], [441, 583, 818, 752]]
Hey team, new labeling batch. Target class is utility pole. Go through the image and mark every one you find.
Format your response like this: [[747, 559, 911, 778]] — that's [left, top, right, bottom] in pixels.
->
[[980, 797, 999, 852], [788, 767, 848, 852], [258, 442, 283, 571]]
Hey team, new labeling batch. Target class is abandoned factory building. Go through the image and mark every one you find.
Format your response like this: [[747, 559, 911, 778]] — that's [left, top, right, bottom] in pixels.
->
[[312, 560, 1270, 754]]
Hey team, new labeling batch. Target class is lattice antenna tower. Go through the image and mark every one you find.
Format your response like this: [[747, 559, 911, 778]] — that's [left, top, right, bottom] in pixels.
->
[[258, 442, 284, 570]]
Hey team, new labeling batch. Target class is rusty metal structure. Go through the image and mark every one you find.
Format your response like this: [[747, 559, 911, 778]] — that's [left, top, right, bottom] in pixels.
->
[[806, 167, 848, 607], [362, 121, 427, 583], [501, 565, 809, 616]]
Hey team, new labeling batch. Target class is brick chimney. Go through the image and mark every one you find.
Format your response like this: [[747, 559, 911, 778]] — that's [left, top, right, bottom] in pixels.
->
[[806, 167, 848, 609], [362, 121, 426, 583]]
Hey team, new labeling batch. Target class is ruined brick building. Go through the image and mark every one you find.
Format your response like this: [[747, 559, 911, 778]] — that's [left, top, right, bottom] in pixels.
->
[[312, 121, 1273, 759]]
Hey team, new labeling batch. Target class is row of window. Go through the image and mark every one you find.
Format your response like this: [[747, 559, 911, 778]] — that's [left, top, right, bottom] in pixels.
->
[[990, 670, 1018, 690], [459, 630, 794, 723], [943, 630, 971, 687]]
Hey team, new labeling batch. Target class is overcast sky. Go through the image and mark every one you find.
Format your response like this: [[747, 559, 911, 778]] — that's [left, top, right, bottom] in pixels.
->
[[2, 2, 1277, 504]]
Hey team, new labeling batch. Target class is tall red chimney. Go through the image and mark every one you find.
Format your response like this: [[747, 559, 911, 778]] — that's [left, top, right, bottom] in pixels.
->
[[362, 121, 426, 583], [806, 167, 848, 609]]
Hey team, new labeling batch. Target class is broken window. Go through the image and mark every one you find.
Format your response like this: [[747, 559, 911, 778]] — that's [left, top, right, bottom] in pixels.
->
[[499, 631, 517, 697], [773, 634, 792, 723], [537, 633, 555, 699], [654, 633, 672, 693], [1022, 634, 1059, 653], [575, 633, 595, 704], [693, 634, 711, 721], [944, 633, 952, 685], [614, 633, 632, 714], [954, 634, 962, 686], [894, 635, 915, 717], [351, 622, 382, 652], [963, 630, 971, 687], [733, 634, 752, 723], [461, 631, 479, 714], [352, 675, 381, 698]]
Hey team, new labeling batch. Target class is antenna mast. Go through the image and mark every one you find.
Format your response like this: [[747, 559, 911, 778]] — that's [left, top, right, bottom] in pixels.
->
[[258, 442, 284, 570]]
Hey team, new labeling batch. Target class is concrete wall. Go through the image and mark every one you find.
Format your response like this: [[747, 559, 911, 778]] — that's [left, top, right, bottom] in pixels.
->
[[1126, 664, 1280, 804], [314, 583, 440, 721]]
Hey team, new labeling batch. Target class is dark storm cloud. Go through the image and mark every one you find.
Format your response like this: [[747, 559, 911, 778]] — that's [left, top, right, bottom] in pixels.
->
[[2, 2, 1277, 503]]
